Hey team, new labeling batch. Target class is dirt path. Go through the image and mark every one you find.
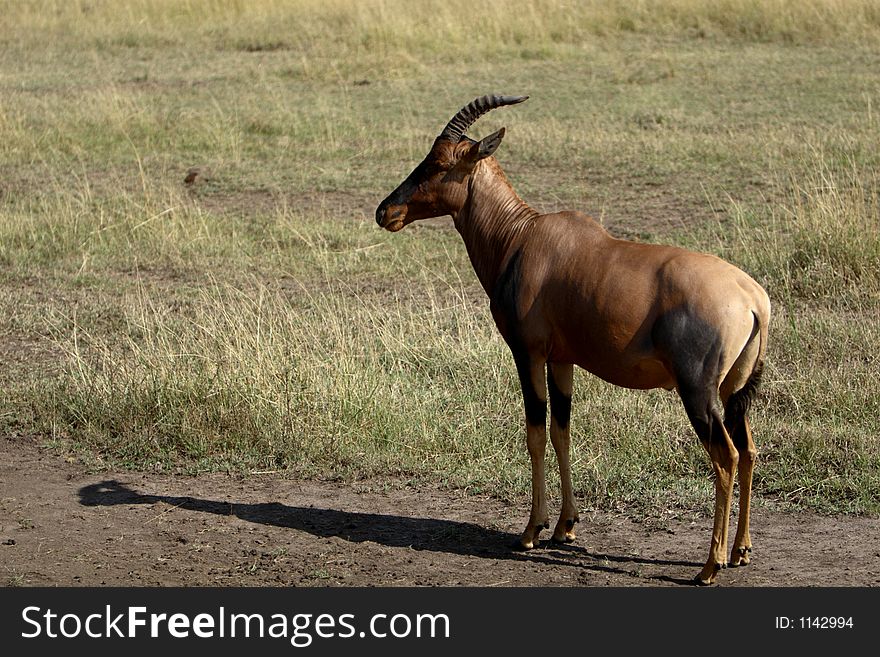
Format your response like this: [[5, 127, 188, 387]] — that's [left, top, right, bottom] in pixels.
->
[[1, 437, 878, 587]]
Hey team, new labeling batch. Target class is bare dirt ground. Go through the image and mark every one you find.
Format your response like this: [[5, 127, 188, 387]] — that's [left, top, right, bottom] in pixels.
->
[[1, 436, 878, 587]]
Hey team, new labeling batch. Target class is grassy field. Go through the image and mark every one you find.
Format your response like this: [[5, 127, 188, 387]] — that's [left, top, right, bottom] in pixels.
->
[[1, 0, 879, 516]]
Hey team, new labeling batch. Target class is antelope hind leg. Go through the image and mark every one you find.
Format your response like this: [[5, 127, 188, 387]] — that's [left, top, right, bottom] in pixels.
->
[[729, 416, 756, 567]]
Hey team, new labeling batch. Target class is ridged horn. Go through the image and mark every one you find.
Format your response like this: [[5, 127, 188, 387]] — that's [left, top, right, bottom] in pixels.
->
[[438, 94, 529, 142]]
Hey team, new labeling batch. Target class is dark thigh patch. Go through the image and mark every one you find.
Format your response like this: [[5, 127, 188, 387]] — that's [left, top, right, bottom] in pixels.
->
[[651, 306, 722, 390]]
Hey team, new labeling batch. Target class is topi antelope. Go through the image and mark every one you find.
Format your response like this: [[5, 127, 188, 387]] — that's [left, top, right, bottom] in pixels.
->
[[375, 95, 770, 585]]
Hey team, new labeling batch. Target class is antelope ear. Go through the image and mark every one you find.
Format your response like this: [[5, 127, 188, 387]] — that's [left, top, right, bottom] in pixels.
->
[[477, 127, 505, 158], [463, 127, 506, 165]]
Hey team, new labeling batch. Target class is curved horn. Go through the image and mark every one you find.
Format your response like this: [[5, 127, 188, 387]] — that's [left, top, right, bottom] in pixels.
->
[[438, 94, 529, 142]]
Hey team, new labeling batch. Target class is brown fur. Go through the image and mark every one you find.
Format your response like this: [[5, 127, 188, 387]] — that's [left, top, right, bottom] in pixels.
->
[[376, 100, 770, 585]]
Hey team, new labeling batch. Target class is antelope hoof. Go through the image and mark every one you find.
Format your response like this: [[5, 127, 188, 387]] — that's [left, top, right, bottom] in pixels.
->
[[695, 562, 724, 586], [551, 517, 579, 543], [729, 546, 752, 567], [519, 524, 546, 550]]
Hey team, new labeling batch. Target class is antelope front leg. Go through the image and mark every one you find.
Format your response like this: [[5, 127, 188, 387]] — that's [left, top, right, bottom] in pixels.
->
[[516, 355, 548, 549], [548, 362, 579, 543], [521, 422, 549, 549]]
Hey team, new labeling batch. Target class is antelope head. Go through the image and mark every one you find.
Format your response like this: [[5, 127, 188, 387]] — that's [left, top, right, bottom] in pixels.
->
[[376, 94, 528, 231]]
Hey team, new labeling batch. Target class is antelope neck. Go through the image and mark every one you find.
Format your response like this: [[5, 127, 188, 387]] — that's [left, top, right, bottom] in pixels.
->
[[452, 160, 538, 297]]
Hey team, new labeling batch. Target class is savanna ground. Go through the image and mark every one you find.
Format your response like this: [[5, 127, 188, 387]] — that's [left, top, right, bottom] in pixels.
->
[[1, 0, 879, 587]]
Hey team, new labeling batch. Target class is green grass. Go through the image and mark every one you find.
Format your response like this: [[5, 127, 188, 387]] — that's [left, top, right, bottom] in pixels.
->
[[2, 0, 879, 517]]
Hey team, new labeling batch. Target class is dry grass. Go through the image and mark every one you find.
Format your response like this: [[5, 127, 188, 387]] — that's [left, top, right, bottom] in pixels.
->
[[2, 0, 879, 515], [6, 0, 880, 49]]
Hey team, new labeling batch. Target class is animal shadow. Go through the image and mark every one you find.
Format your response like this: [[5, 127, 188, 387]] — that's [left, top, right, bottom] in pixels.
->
[[78, 479, 700, 584]]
